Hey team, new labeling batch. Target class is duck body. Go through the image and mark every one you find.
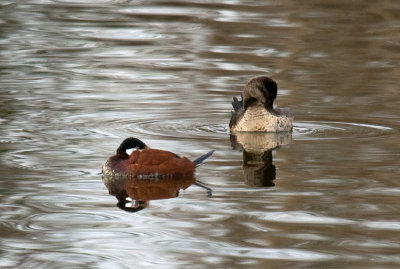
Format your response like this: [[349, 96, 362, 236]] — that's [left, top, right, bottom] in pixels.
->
[[230, 76, 293, 133], [102, 138, 213, 178], [103, 148, 195, 178], [232, 103, 293, 132]]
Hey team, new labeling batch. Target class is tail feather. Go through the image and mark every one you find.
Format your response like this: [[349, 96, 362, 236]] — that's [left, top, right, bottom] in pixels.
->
[[193, 150, 215, 167], [231, 93, 243, 112]]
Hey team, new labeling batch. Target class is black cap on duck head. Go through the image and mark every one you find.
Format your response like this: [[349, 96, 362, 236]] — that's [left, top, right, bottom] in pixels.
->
[[116, 137, 147, 155], [243, 76, 277, 112]]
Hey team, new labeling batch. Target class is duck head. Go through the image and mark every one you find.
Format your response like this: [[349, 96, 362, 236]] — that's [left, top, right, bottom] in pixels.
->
[[116, 137, 148, 156], [243, 76, 277, 113]]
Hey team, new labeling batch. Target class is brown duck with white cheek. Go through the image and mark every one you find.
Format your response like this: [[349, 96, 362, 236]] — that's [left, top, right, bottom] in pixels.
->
[[229, 76, 293, 132], [102, 137, 214, 178]]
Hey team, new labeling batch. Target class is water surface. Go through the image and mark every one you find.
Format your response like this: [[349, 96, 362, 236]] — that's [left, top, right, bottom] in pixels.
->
[[1, 0, 399, 268]]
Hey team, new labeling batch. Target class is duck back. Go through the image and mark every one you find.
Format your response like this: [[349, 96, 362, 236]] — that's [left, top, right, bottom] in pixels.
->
[[102, 149, 195, 178]]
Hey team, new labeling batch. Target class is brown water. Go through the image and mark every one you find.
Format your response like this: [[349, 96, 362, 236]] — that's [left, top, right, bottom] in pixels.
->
[[1, 0, 400, 268]]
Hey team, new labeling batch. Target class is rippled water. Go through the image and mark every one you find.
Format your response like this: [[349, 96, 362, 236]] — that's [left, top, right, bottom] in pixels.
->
[[1, 0, 400, 268]]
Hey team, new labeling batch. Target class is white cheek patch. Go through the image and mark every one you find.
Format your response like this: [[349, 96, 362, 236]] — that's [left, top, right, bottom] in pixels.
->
[[126, 148, 135, 155], [126, 147, 144, 155]]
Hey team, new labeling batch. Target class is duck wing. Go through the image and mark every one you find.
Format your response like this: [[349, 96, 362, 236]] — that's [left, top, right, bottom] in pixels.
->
[[128, 149, 194, 177]]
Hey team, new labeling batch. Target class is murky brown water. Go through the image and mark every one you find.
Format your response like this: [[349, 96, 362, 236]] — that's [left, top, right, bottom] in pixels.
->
[[1, 0, 399, 268]]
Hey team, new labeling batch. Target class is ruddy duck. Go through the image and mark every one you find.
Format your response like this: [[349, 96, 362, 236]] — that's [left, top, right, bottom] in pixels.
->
[[102, 137, 214, 178], [229, 76, 293, 132]]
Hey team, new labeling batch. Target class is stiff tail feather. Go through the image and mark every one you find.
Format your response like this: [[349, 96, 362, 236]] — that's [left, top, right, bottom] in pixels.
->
[[231, 93, 244, 112], [193, 150, 215, 167]]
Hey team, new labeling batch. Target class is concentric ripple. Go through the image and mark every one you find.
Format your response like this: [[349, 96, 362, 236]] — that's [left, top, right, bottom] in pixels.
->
[[126, 119, 230, 140], [294, 121, 395, 140], [116, 118, 395, 141]]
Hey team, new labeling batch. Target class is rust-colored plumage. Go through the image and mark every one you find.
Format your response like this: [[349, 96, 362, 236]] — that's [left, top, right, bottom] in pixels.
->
[[102, 138, 213, 178]]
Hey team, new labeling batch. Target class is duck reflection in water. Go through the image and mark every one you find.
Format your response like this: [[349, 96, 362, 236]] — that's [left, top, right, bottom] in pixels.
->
[[231, 132, 292, 187], [103, 175, 210, 212]]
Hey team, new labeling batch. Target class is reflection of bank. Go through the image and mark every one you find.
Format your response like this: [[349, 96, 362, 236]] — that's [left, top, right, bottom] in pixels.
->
[[102, 175, 211, 212], [231, 132, 292, 187]]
